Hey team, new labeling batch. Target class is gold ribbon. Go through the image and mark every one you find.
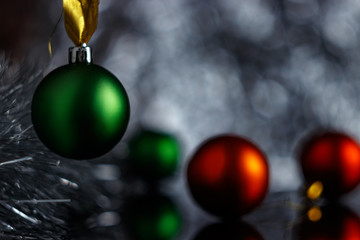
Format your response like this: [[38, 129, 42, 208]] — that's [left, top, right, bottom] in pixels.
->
[[63, 0, 99, 46]]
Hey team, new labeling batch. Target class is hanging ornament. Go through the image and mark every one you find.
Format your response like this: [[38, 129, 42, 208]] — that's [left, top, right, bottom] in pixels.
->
[[193, 222, 264, 240], [186, 135, 269, 218], [122, 193, 182, 240], [299, 132, 360, 199], [298, 205, 360, 239], [31, 0, 130, 159], [128, 129, 180, 181]]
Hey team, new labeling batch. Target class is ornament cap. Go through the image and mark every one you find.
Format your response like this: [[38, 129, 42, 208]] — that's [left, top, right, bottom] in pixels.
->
[[69, 44, 92, 64]]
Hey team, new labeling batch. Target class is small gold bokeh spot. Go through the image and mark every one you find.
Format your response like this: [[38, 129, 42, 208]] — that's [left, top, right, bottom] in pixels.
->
[[307, 206, 322, 222], [307, 181, 323, 200]]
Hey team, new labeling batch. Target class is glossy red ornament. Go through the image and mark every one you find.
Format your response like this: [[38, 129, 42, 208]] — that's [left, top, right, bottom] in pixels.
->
[[299, 132, 360, 198], [187, 135, 269, 218], [298, 205, 360, 240]]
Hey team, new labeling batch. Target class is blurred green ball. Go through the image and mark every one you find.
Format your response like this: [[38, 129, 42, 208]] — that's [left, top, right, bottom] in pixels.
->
[[123, 194, 182, 240], [128, 130, 180, 181]]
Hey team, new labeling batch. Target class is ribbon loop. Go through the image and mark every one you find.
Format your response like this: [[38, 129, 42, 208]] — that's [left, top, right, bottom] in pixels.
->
[[63, 0, 99, 46]]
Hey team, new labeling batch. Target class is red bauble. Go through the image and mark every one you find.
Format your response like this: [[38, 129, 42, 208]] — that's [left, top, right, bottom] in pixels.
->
[[186, 135, 269, 218], [298, 205, 360, 240], [299, 132, 360, 198]]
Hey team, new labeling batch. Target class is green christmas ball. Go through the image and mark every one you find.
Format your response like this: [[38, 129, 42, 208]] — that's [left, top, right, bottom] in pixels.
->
[[31, 63, 130, 159], [123, 194, 182, 240], [128, 130, 180, 181]]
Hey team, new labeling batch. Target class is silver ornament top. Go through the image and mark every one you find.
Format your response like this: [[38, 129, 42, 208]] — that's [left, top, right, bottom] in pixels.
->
[[68, 43, 92, 64]]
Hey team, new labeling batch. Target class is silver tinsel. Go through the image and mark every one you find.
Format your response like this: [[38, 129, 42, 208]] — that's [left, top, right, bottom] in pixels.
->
[[0, 57, 67, 238], [0, 54, 104, 239]]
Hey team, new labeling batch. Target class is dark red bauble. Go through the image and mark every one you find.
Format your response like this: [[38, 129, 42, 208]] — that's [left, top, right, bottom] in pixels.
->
[[299, 132, 360, 198], [298, 205, 360, 240], [187, 135, 269, 218]]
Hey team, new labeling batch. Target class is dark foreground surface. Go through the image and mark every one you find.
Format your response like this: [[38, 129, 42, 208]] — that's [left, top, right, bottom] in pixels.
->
[[67, 171, 360, 240]]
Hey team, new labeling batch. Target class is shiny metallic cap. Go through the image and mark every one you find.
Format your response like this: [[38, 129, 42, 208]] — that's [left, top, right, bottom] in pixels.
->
[[69, 43, 92, 64]]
